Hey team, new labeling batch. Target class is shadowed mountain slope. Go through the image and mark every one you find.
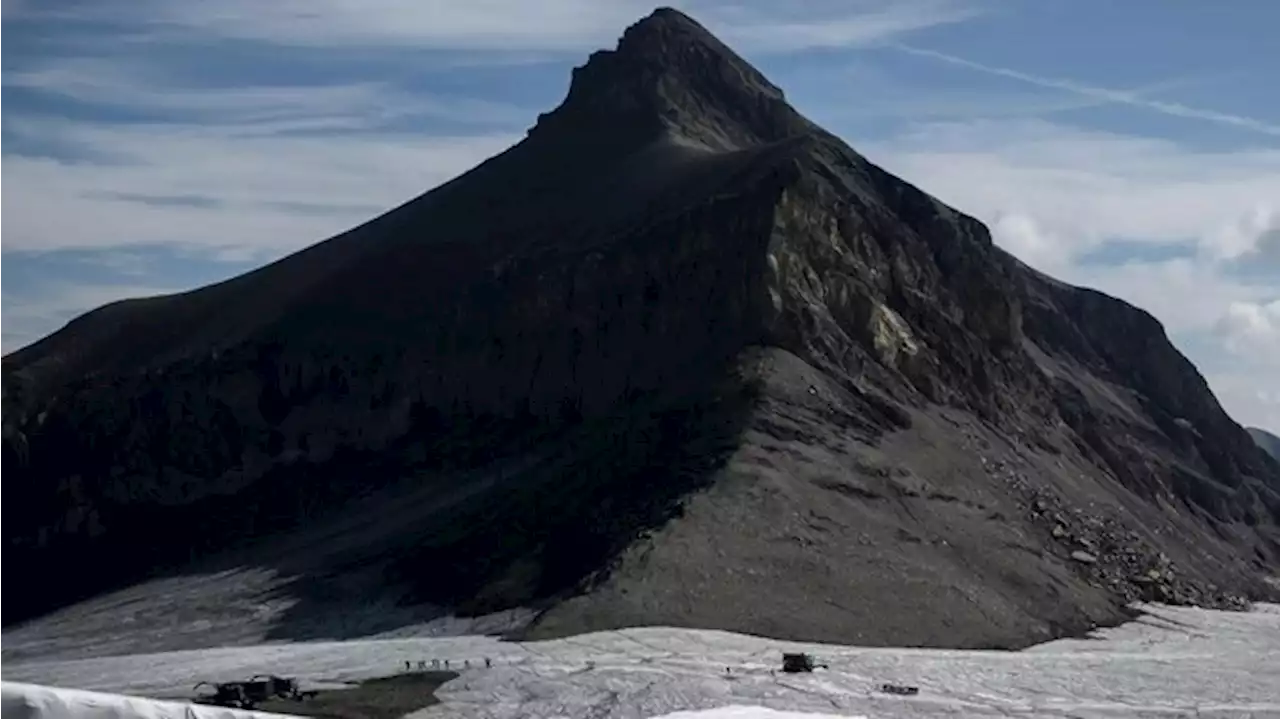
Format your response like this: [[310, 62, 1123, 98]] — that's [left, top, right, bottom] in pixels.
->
[[4, 7, 1279, 654]]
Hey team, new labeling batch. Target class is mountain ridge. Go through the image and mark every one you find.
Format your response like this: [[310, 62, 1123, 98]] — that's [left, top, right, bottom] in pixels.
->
[[4, 7, 1279, 652], [1252, 427, 1280, 461]]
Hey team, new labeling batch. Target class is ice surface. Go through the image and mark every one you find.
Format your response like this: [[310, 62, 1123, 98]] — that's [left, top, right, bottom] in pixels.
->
[[0, 682, 296, 719], [4, 604, 1278, 718], [650, 708, 868, 719]]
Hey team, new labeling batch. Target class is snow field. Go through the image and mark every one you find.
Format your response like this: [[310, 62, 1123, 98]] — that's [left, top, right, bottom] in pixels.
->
[[4, 604, 1278, 718]]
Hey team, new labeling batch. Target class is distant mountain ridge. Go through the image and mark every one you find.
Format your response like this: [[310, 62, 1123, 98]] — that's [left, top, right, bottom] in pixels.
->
[[1251, 427, 1280, 460], [4, 7, 1279, 651]]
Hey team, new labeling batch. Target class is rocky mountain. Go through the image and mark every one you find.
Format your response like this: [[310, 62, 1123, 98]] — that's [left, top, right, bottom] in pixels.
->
[[5, 8, 1279, 652], [1252, 428, 1280, 461]]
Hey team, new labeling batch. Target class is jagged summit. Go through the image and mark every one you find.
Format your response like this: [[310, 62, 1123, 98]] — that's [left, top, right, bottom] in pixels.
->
[[618, 7, 725, 52], [529, 6, 810, 151]]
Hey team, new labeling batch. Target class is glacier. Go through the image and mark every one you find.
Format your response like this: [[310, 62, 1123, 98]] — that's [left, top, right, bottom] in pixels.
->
[[3, 603, 1278, 718]]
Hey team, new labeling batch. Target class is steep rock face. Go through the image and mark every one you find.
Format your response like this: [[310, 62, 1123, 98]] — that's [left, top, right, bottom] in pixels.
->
[[1019, 276, 1280, 525], [759, 141, 1035, 414], [4, 8, 1279, 648]]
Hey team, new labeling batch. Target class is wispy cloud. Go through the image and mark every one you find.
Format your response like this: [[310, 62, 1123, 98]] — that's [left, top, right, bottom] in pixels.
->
[[802, 63, 1209, 123], [701, 0, 982, 53], [867, 120, 1280, 268], [892, 44, 1280, 137], [2, 122, 519, 254], [6, 0, 982, 54], [4, 61, 534, 129], [1, 0, 988, 259]]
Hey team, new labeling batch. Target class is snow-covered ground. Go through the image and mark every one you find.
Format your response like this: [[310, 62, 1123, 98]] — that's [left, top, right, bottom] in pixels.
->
[[0, 682, 295, 719], [4, 604, 1279, 718]]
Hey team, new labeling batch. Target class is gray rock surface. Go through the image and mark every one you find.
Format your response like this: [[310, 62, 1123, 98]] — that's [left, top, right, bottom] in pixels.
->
[[4, 7, 1279, 650]]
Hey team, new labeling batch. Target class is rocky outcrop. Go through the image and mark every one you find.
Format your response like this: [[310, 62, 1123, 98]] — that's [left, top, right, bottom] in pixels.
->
[[4, 8, 1279, 647]]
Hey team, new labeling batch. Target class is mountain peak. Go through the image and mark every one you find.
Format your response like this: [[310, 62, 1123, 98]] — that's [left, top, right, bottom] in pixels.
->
[[528, 7, 809, 152], [614, 7, 724, 57]]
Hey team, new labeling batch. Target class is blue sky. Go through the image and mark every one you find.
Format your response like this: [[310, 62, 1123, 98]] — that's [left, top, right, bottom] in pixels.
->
[[2, 0, 1278, 431]]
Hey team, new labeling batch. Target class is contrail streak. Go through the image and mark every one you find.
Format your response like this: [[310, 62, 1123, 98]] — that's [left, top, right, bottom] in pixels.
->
[[892, 44, 1280, 137]]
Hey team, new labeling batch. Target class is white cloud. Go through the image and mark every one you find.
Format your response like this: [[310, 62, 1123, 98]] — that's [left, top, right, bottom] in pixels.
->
[[989, 212, 1072, 273], [1205, 206, 1280, 264], [70, 249, 157, 277], [697, 0, 981, 53], [0, 0, 984, 260], [864, 120, 1280, 265], [3, 0, 547, 354], [1203, 370, 1280, 436], [2, 121, 519, 254], [1216, 300, 1280, 357], [4, 63, 533, 128], [142, 0, 651, 50], [10, 0, 980, 54]]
